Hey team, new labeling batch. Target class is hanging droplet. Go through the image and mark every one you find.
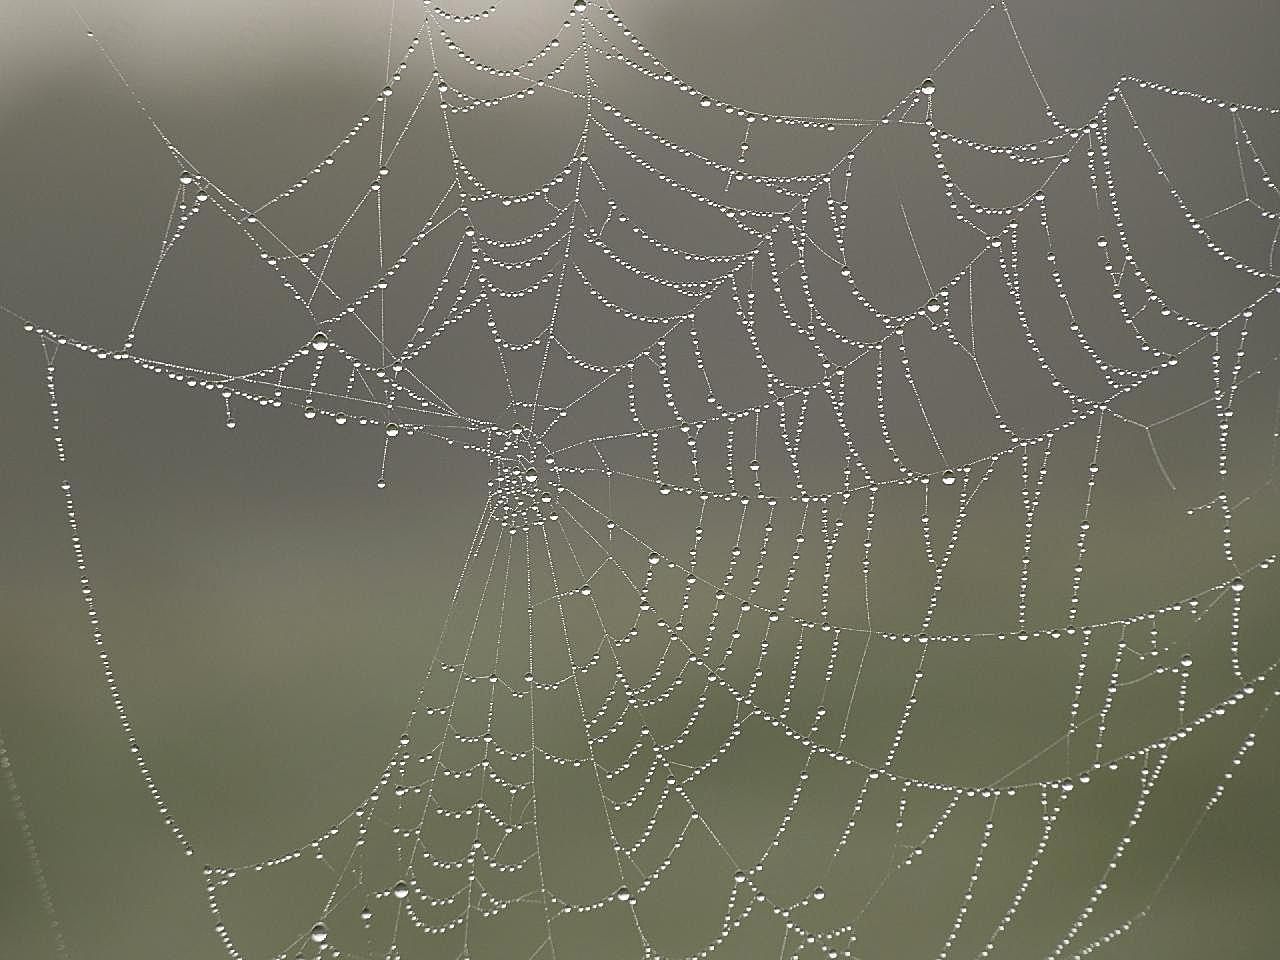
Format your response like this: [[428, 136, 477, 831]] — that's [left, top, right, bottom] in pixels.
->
[[310, 331, 330, 352], [941, 469, 957, 485], [1230, 577, 1244, 592], [393, 880, 410, 899], [812, 886, 826, 901], [573, 0, 587, 11], [304, 406, 317, 420], [579, 584, 592, 596], [733, 869, 746, 883], [179, 171, 194, 185], [360, 905, 373, 921], [926, 297, 941, 314], [309, 922, 328, 943], [525, 468, 538, 482], [615, 885, 631, 902], [648, 552, 661, 565], [920, 78, 936, 96], [386, 423, 401, 437]]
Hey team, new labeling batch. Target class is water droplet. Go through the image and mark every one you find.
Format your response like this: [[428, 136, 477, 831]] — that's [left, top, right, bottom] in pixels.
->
[[360, 906, 373, 921], [393, 880, 410, 899], [311, 331, 329, 352], [920, 78, 936, 96], [615, 885, 631, 902], [926, 297, 941, 314], [648, 553, 661, 565], [1230, 577, 1244, 592], [941, 469, 957, 485], [386, 423, 401, 437], [179, 171, 194, 185], [733, 869, 746, 882], [812, 886, 826, 901], [309, 923, 328, 943]]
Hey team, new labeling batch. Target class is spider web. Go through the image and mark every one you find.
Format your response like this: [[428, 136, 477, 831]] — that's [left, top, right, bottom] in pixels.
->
[[5, 2, 1280, 959]]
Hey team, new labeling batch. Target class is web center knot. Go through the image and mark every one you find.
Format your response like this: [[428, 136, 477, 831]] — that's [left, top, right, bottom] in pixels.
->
[[487, 425, 559, 533]]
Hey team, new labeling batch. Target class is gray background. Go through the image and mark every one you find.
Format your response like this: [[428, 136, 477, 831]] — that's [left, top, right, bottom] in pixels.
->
[[2, 1, 1279, 958]]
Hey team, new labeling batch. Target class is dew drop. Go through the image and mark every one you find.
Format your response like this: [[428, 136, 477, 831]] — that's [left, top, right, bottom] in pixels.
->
[[393, 880, 410, 899], [920, 78, 936, 96], [310, 331, 330, 352], [309, 923, 328, 943], [941, 469, 957, 485]]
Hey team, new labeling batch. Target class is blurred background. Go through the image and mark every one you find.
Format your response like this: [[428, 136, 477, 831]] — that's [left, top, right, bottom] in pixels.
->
[[2, 1, 1278, 958]]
